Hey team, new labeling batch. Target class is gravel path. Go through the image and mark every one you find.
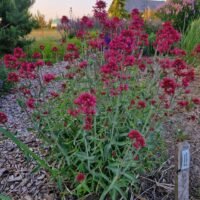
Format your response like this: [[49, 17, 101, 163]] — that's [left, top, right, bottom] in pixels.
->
[[0, 62, 67, 200]]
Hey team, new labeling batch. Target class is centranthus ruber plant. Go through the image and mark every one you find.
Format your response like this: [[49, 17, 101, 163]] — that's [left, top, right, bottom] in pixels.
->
[[2, 1, 200, 199]]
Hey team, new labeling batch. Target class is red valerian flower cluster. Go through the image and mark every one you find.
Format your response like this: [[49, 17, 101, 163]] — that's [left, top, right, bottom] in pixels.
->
[[43, 73, 56, 83], [155, 22, 181, 54], [14, 47, 26, 59], [80, 16, 94, 29], [61, 16, 69, 24], [26, 98, 36, 109], [93, 0, 107, 22], [64, 43, 80, 62], [69, 92, 96, 130], [76, 173, 85, 183], [128, 130, 146, 149], [0, 112, 8, 124], [7, 72, 19, 83], [160, 77, 177, 95], [74, 92, 96, 115], [192, 97, 200, 105]]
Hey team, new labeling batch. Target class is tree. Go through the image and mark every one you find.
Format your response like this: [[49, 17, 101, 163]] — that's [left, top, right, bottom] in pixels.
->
[[0, 0, 36, 54], [34, 10, 47, 29], [108, 0, 128, 18]]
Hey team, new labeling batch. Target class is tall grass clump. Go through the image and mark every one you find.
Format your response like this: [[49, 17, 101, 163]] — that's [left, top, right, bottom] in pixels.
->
[[181, 18, 200, 66]]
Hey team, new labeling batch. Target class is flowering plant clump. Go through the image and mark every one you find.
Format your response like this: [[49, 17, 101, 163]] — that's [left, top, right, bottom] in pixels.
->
[[156, 0, 200, 33], [2, 1, 200, 199]]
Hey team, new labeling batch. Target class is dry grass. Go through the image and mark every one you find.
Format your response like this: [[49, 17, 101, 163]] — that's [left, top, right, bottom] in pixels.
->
[[27, 29, 60, 41]]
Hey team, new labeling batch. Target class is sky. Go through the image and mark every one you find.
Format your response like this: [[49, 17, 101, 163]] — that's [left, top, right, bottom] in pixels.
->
[[30, 0, 113, 20]]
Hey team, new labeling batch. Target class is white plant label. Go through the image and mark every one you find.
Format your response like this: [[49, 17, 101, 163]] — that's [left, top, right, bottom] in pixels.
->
[[181, 149, 190, 170]]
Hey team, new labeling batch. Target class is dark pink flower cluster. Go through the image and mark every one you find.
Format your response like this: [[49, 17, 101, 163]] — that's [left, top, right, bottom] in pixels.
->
[[14, 47, 26, 59], [177, 100, 189, 108], [160, 77, 177, 95], [43, 73, 56, 83], [155, 22, 181, 54], [32, 52, 42, 59], [93, 0, 107, 22], [128, 130, 146, 149], [69, 92, 96, 131], [19, 62, 37, 79], [4, 54, 18, 69], [26, 98, 35, 109], [170, 48, 186, 57], [79, 61, 88, 69], [74, 92, 96, 115], [61, 16, 69, 24], [80, 16, 94, 29], [76, 172, 85, 182], [64, 43, 79, 62], [0, 112, 8, 124], [192, 97, 200, 105], [7, 72, 19, 83]]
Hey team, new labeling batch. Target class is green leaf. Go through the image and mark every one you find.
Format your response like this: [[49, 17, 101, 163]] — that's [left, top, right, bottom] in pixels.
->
[[0, 194, 12, 200], [75, 152, 96, 161]]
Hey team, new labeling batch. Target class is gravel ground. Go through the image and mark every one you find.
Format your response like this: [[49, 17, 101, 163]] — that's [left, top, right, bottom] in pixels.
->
[[0, 62, 67, 200]]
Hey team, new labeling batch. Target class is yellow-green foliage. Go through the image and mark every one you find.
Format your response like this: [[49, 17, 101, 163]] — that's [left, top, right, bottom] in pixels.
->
[[182, 18, 200, 66]]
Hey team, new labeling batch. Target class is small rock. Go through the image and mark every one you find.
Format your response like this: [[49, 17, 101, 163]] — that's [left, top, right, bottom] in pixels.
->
[[8, 175, 22, 182]]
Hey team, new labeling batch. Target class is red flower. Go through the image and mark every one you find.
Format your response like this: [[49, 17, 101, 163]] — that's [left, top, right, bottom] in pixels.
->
[[170, 48, 186, 57], [43, 73, 56, 83], [94, 0, 106, 9], [83, 116, 93, 130], [193, 44, 200, 54], [67, 109, 80, 117], [67, 43, 78, 52], [177, 100, 189, 107], [155, 22, 181, 54], [50, 91, 59, 98], [32, 52, 42, 59], [124, 55, 135, 66], [80, 16, 94, 28], [74, 92, 96, 115], [192, 97, 200, 105], [35, 60, 44, 67], [14, 47, 26, 59], [26, 98, 35, 109], [76, 173, 85, 182], [7, 72, 19, 82], [138, 63, 146, 72], [40, 45, 45, 50], [128, 130, 146, 149], [150, 99, 156, 105], [137, 100, 146, 109], [160, 77, 177, 95], [4, 54, 18, 69], [61, 16, 69, 24], [79, 61, 88, 69], [0, 112, 8, 124], [52, 47, 58, 52]]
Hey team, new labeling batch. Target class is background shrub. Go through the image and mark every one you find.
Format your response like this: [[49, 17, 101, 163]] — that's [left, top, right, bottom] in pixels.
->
[[0, 0, 36, 55], [181, 18, 200, 66], [156, 0, 200, 33]]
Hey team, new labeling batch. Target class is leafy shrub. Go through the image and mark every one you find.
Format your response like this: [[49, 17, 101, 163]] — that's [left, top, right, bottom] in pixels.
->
[[1, 2, 199, 199], [156, 0, 200, 33]]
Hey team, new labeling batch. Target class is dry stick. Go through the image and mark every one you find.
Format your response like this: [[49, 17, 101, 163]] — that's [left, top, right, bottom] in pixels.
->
[[134, 185, 155, 200]]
